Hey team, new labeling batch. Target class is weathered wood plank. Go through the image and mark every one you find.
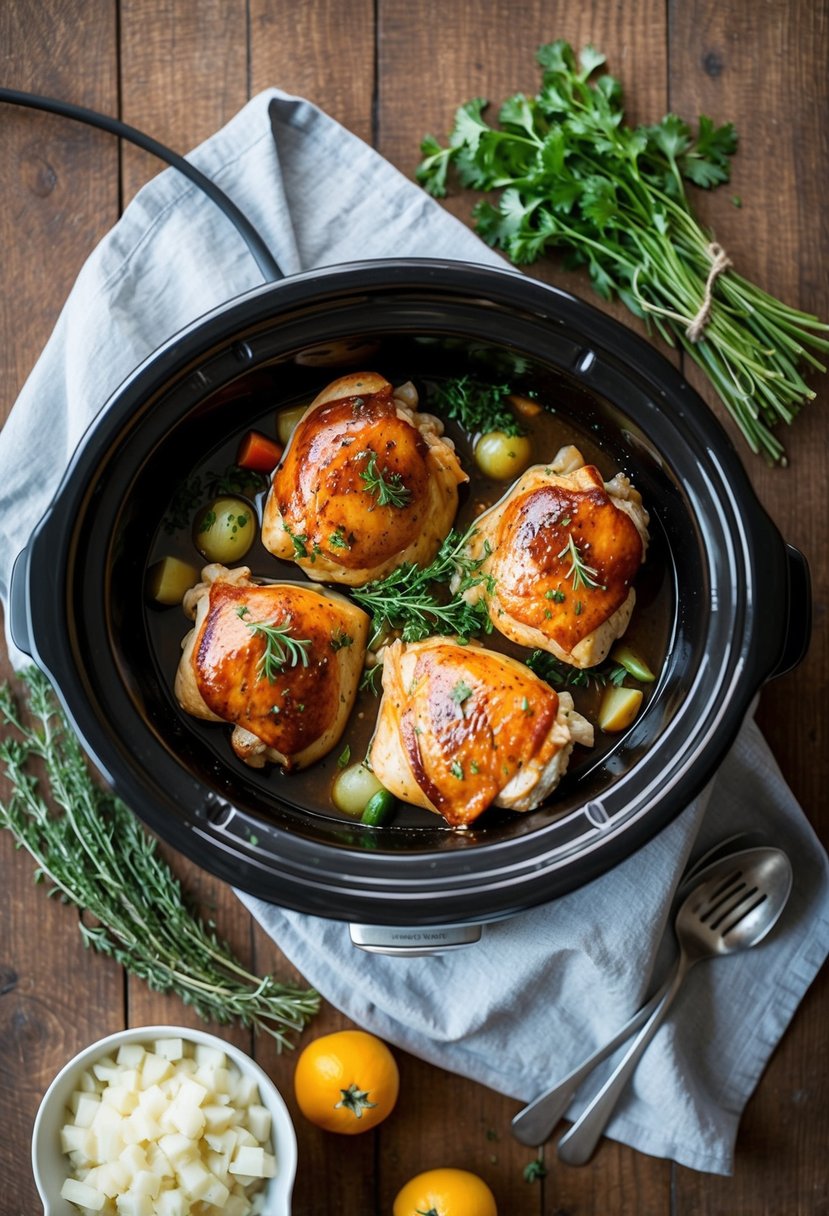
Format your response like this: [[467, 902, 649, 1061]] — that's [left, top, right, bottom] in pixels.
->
[[0, 3, 120, 1211], [378, 0, 673, 341], [116, 0, 258, 1055], [119, 0, 249, 204], [249, 0, 375, 144], [668, 1, 829, 1211], [247, 5, 378, 1211], [375, 5, 673, 1215]]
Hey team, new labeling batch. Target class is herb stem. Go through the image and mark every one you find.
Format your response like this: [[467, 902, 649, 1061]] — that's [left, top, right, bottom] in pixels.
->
[[0, 671, 319, 1046]]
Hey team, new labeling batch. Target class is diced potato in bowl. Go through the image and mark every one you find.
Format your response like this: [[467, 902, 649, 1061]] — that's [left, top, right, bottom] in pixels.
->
[[32, 1026, 296, 1216]]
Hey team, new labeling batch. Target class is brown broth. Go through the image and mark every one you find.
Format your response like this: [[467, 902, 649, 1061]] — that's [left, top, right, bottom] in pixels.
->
[[145, 366, 674, 833]]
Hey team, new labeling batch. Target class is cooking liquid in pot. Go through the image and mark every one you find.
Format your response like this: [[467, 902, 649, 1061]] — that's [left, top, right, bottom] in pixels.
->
[[145, 362, 673, 834]]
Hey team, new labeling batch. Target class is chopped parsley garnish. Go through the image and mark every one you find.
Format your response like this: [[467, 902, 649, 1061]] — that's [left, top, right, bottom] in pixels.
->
[[282, 524, 309, 557], [330, 631, 353, 652], [450, 679, 474, 715], [450, 761, 465, 780], [329, 526, 351, 550], [337, 745, 352, 768]]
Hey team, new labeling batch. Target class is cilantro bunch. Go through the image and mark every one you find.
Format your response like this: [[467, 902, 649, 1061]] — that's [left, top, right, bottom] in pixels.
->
[[417, 40, 828, 463]]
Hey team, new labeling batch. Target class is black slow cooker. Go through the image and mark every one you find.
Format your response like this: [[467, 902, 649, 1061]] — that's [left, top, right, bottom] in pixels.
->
[[8, 260, 810, 947]]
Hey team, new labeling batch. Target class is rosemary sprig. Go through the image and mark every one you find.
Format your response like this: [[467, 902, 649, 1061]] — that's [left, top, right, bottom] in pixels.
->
[[557, 534, 604, 590], [351, 523, 493, 643], [359, 449, 412, 508], [0, 670, 319, 1047], [526, 648, 627, 689], [237, 607, 312, 681]]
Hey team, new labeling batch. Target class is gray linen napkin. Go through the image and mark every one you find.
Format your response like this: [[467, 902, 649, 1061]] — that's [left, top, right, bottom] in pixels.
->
[[0, 91, 826, 1175]]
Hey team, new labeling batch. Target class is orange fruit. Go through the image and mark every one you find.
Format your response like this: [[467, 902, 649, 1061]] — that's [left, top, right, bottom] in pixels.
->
[[293, 1029, 399, 1134]]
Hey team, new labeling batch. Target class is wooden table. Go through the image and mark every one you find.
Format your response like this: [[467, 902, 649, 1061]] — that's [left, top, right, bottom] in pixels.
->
[[1, 2, 826, 1212]]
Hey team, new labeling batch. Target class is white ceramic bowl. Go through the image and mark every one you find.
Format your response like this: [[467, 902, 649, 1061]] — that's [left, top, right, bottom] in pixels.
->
[[31, 1024, 297, 1216]]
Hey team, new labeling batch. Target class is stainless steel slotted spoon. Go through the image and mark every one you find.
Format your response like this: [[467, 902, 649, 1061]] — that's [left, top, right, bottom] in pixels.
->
[[556, 845, 793, 1166]]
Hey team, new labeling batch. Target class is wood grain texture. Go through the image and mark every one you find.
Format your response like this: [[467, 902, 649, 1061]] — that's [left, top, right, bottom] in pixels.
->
[[249, 0, 375, 142], [0, 1, 827, 1213], [116, 0, 262, 1074], [0, 5, 120, 1212], [377, 0, 674, 344], [667, 3, 829, 1213], [0, 0, 119, 410], [119, 0, 249, 204]]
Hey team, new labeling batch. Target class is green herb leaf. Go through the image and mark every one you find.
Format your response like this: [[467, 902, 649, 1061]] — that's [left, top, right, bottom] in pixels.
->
[[450, 679, 474, 715], [329, 526, 351, 550], [430, 375, 524, 438], [240, 611, 313, 681], [359, 449, 412, 508], [526, 648, 625, 690], [523, 1158, 548, 1183], [283, 524, 309, 557], [351, 522, 493, 644], [416, 41, 829, 463]]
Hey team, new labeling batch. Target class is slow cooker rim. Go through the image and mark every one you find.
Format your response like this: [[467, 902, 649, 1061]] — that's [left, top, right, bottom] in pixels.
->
[[14, 259, 795, 922]]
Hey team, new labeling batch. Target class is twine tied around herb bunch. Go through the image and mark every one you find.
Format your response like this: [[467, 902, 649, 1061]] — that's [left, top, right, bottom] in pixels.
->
[[686, 242, 733, 343]]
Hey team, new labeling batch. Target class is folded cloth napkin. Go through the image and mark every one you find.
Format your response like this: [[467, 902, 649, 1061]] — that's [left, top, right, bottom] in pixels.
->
[[0, 90, 826, 1175]]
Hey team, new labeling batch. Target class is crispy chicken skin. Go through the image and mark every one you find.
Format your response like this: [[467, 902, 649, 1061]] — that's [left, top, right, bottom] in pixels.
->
[[175, 564, 368, 771], [462, 447, 650, 669], [369, 638, 594, 827], [261, 372, 467, 585]]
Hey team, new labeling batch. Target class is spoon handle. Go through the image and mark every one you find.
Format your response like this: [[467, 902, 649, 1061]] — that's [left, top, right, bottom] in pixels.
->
[[510, 970, 674, 1146], [557, 956, 692, 1165]]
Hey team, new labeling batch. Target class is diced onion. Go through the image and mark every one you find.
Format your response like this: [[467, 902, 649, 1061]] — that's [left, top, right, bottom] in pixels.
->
[[57, 1039, 276, 1215]]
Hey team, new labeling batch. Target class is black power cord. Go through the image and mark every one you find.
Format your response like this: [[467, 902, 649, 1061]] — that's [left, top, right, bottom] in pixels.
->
[[0, 87, 283, 283]]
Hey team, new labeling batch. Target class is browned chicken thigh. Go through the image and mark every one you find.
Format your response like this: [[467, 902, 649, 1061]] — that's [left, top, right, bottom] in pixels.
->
[[261, 372, 467, 585], [369, 637, 593, 827], [461, 447, 649, 668], [175, 564, 368, 770]]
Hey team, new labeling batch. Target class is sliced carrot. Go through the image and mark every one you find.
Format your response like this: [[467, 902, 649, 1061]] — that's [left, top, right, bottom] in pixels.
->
[[236, 430, 283, 472], [509, 393, 543, 418]]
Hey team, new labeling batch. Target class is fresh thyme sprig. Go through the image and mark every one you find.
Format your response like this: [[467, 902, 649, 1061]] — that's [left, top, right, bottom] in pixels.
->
[[557, 534, 605, 590], [430, 375, 524, 437], [359, 449, 412, 508], [526, 648, 627, 689], [417, 40, 829, 463], [359, 663, 384, 695], [237, 606, 312, 680], [0, 670, 319, 1047], [351, 523, 493, 643]]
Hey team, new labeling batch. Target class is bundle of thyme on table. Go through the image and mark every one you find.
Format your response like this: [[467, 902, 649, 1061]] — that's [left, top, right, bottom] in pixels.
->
[[0, 668, 319, 1047], [417, 40, 828, 463]]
